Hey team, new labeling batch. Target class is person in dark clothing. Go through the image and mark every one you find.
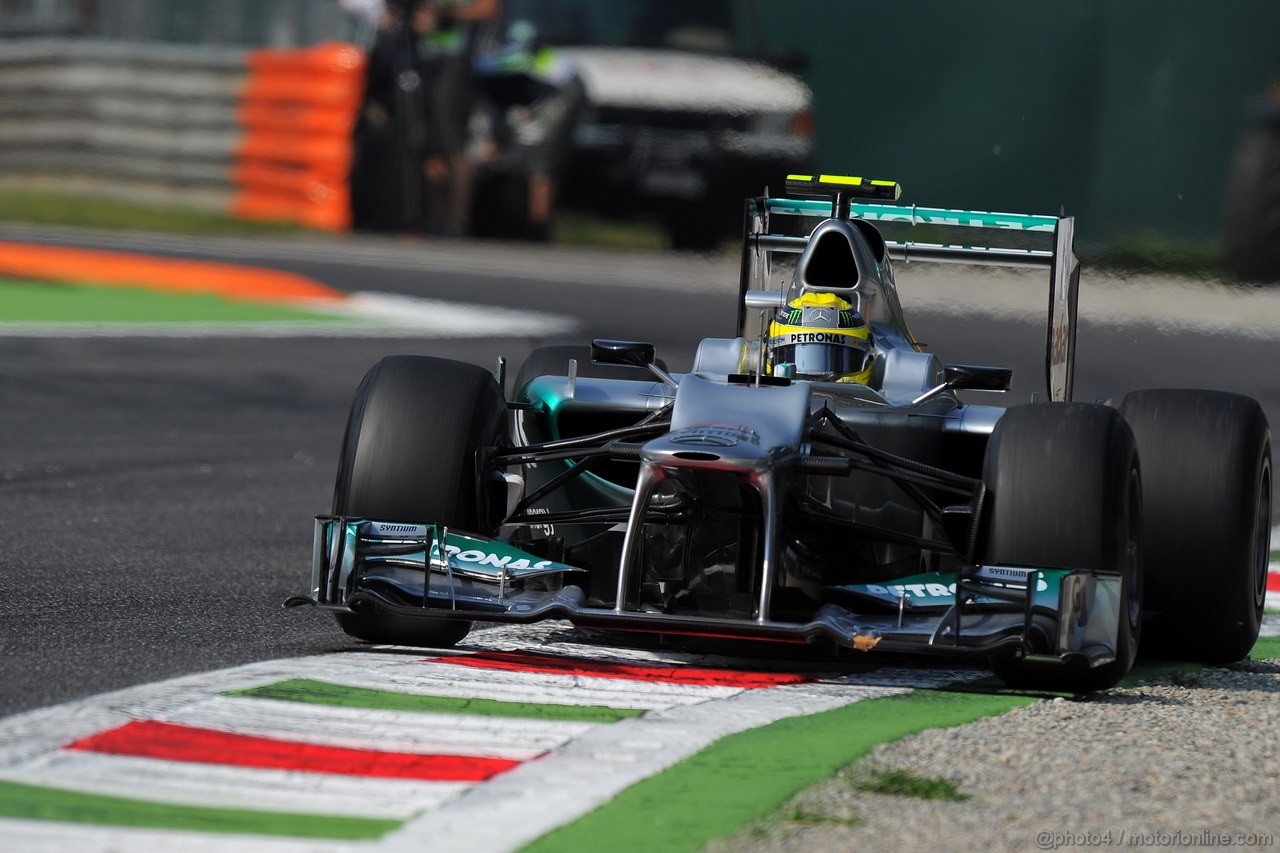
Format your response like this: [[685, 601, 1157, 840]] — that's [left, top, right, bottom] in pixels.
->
[[420, 0, 499, 235], [349, 0, 498, 235], [349, 0, 471, 233], [349, 0, 441, 232]]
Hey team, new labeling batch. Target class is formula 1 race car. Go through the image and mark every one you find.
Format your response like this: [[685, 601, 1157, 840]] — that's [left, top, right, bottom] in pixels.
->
[[293, 174, 1273, 692]]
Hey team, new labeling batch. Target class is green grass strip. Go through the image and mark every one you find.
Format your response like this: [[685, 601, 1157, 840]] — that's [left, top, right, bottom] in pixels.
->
[[230, 678, 645, 724], [0, 278, 342, 323], [855, 768, 969, 801], [1251, 635, 1280, 661], [0, 779, 397, 840], [520, 690, 1034, 853], [0, 191, 302, 236]]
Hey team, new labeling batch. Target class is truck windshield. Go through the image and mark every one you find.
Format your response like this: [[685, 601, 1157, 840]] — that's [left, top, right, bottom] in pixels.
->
[[502, 0, 759, 54]]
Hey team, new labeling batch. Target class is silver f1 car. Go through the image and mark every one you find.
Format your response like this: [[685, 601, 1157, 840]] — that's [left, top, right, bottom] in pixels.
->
[[293, 174, 1273, 691]]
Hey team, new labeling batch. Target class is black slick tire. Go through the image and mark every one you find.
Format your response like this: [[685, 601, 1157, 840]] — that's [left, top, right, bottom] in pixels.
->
[[331, 356, 508, 647], [1119, 389, 1272, 663]]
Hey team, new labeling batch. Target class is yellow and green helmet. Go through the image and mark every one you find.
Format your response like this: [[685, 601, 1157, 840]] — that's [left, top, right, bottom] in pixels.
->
[[768, 292, 873, 384]]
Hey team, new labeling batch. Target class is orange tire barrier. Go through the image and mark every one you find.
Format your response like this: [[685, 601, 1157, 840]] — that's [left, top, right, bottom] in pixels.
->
[[231, 42, 366, 232], [0, 241, 346, 304]]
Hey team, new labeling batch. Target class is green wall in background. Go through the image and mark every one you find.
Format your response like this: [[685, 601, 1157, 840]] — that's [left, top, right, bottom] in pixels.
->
[[758, 0, 1280, 247]]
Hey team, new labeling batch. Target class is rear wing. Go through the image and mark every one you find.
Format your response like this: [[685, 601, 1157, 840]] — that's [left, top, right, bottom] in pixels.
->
[[738, 189, 1080, 402]]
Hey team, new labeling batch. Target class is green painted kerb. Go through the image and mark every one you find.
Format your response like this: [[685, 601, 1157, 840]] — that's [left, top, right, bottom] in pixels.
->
[[0, 278, 345, 323], [521, 690, 1036, 853], [0, 780, 398, 840], [230, 678, 645, 723]]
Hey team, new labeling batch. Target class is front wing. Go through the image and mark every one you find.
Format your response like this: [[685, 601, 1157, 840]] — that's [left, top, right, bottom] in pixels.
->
[[294, 517, 1125, 671]]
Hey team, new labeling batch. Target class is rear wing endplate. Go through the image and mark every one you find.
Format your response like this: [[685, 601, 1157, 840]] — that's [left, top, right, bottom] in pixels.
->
[[741, 198, 1080, 402]]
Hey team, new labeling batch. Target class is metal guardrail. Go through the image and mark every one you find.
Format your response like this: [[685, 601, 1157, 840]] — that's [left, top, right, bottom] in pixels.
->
[[0, 39, 248, 210], [0, 0, 85, 36], [0, 0, 356, 213], [0, 38, 363, 227]]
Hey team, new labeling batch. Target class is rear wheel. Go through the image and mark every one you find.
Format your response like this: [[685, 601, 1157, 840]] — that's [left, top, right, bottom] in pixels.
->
[[1119, 389, 1272, 662], [332, 356, 507, 647], [982, 403, 1142, 692]]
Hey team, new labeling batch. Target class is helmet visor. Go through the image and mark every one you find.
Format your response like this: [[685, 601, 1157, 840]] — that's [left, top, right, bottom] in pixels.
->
[[774, 339, 871, 380]]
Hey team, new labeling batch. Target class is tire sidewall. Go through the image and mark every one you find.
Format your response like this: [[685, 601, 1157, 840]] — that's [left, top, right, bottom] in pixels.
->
[[334, 355, 507, 531]]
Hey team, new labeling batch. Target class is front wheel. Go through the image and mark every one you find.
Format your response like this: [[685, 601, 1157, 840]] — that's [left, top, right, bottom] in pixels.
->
[[331, 355, 508, 647], [981, 403, 1143, 692]]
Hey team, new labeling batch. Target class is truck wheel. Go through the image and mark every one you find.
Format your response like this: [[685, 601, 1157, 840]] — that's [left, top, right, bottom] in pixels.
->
[[1119, 389, 1272, 663], [331, 356, 508, 647], [982, 403, 1142, 692]]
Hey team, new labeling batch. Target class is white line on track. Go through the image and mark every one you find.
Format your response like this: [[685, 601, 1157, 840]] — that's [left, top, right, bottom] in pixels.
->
[[323, 666, 737, 709], [4, 752, 467, 820], [0, 818, 369, 853], [161, 694, 581, 758]]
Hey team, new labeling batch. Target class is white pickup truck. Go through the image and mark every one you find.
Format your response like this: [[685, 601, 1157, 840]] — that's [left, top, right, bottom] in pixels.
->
[[502, 0, 813, 250]]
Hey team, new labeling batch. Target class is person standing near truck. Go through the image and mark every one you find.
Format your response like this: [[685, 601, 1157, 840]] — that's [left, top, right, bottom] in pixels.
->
[[349, 0, 497, 235], [421, 0, 500, 236], [349, 0, 436, 232]]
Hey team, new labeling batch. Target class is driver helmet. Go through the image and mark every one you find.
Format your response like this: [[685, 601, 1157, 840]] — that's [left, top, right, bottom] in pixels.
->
[[768, 292, 873, 383]]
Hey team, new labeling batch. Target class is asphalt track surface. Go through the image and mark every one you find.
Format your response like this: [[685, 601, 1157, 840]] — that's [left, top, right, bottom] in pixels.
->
[[0, 226, 1277, 719]]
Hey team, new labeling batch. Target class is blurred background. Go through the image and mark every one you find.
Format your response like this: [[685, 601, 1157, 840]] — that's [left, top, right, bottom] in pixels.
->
[[2, 0, 1279, 275], [1, 0, 1278, 723]]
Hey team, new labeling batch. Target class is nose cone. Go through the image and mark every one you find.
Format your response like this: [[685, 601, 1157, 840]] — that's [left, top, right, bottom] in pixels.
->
[[641, 425, 773, 472]]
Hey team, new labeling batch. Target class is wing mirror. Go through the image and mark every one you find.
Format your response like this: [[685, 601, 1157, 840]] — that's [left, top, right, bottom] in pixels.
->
[[944, 364, 1013, 392], [911, 364, 1013, 406], [591, 339, 655, 367], [590, 339, 677, 388]]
